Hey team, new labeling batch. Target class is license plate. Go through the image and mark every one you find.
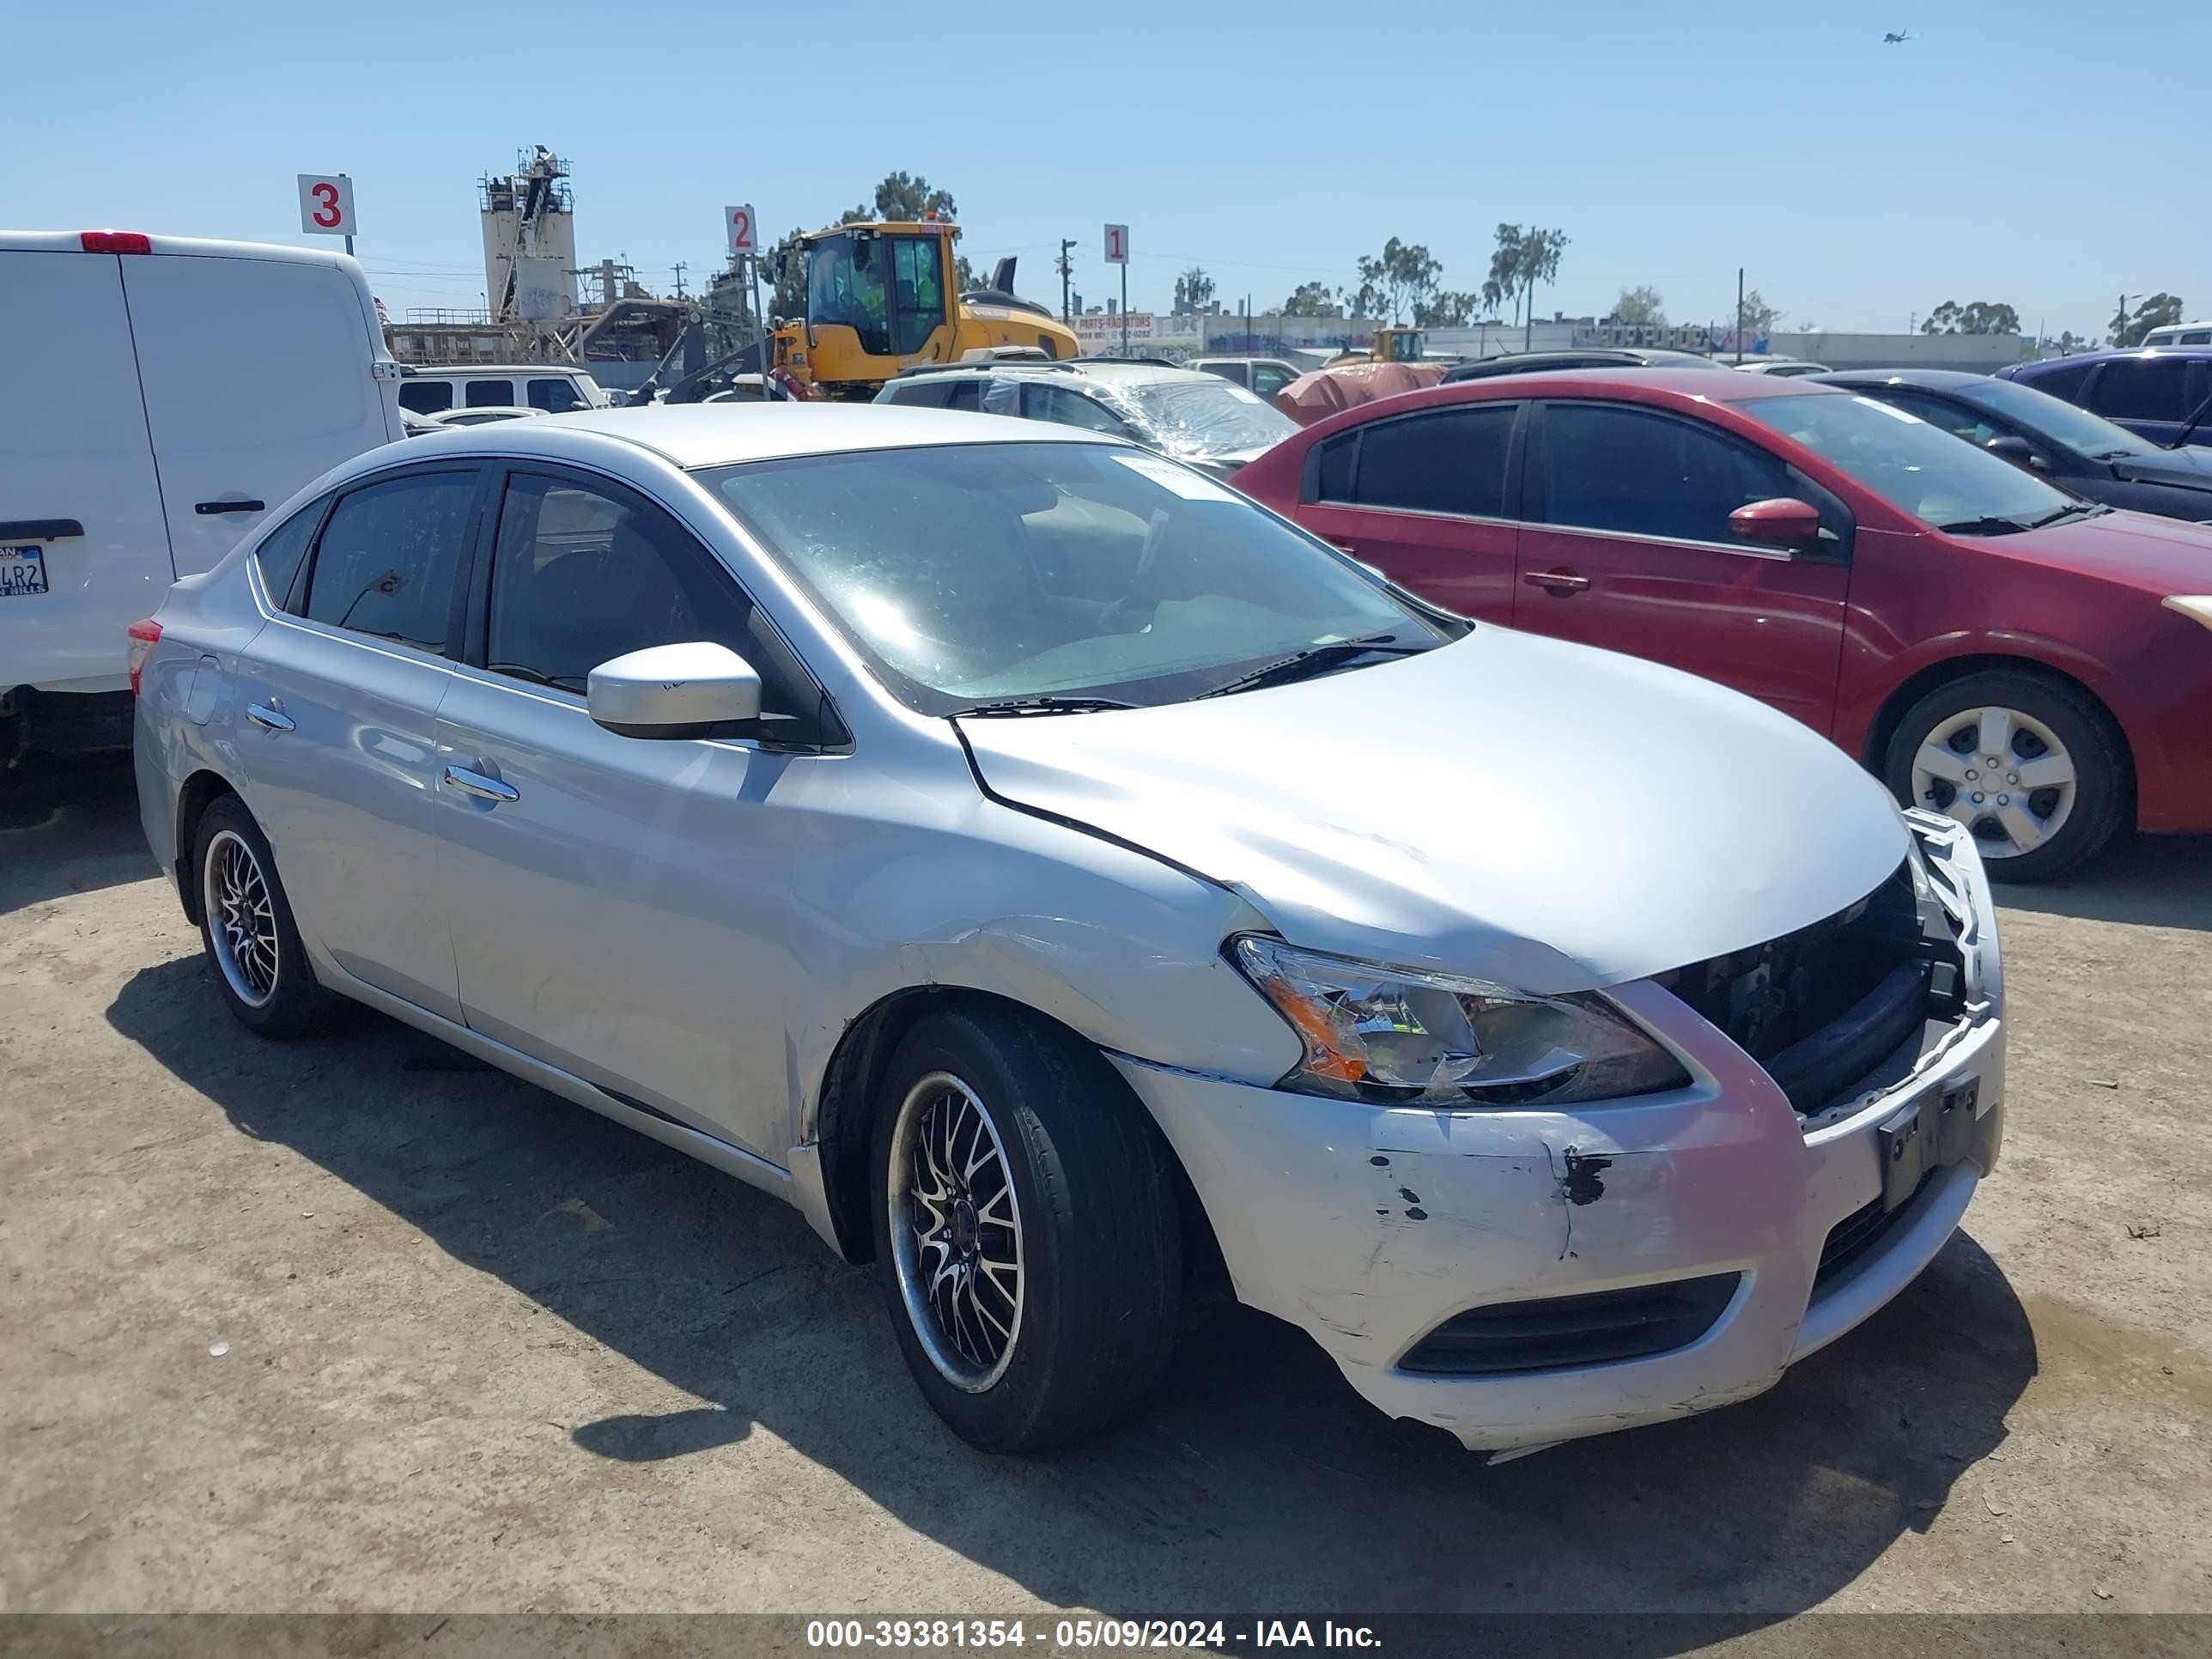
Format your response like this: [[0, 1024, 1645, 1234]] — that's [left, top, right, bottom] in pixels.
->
[[1, 545, 49, 598], [1878, 1078, 1980, 1211]]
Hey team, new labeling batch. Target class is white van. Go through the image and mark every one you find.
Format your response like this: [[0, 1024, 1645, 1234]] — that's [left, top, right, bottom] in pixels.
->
[[2142, 321, 2212, 349], [1, 230, 402, 761], [395, 364, 609, 416]]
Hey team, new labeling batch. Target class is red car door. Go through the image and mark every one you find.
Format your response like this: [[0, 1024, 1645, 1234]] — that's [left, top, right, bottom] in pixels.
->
[[1289, 401, 1522, 623], [1513, 399, 1852, 734]]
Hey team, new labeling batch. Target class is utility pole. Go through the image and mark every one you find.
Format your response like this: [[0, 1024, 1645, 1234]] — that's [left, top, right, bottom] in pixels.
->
[[1735, 267, 1746, 366], [1057, 239, 1076, 323], [672, 261, 687, 301]]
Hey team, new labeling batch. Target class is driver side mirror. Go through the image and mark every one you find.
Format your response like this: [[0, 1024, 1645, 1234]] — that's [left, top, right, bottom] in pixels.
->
[[587, 641, 762, 739], [1729, 496, 1825, 549], [1984, 434, 2048, 471]]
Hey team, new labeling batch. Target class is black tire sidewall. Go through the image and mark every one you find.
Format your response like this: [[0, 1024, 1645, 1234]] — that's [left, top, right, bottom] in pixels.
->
[[191, 798, 327, 1037], [1882, 672, 2125, 883]]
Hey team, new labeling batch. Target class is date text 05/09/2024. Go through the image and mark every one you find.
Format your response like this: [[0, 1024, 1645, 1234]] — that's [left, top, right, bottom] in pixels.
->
[[804, 1620, 1383, 1650]]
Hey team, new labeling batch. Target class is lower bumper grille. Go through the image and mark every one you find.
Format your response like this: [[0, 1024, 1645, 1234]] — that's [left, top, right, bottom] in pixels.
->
[[1816, 1170, 1936, 1290], [1398, 1273, 1740, 1376]]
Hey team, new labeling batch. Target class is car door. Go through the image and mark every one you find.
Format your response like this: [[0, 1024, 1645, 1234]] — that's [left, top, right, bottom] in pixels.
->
[[1514, 400, 1851, 733], [1291, 401, 1522, 622], [430, 464, 826, 1161], [2083, 356, 2210, 448], [234, 464, 483, 1019]]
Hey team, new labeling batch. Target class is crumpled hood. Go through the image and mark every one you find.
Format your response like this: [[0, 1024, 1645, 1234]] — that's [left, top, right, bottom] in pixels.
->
[[957, 628, 1910, 994]]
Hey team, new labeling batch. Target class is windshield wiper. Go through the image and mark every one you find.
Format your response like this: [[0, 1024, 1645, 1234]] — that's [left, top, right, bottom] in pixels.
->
[[955, 695, 1139, 718], [2025, 501, 2109, 528], [1936, 515, 2029, 536], [1196, 634, 1422, 700]]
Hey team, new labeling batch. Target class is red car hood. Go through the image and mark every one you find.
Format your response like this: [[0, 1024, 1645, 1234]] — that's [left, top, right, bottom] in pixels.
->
[[2007, 508, 2212, 590]]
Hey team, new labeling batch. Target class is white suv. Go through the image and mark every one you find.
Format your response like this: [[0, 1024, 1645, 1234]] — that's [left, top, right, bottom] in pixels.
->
[[396, 364, 609, 417]]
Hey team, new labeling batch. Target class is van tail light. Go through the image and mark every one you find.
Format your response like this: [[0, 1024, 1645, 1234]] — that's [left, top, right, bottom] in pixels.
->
[[82, 230, 154, 254], [127, 619, 162, 696]]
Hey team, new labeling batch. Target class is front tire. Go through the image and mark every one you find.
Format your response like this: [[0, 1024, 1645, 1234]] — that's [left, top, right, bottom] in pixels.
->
[[191, 796, 339, 1038], [869, 1007, 1181, 1453], [1881, 670, 2126, 883]]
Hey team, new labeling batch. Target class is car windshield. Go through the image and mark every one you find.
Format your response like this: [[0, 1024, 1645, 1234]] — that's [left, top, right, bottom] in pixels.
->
[[701, 441, 1451, 714], [1954, 377, 2158, 459], [1740, 392, 2076, 530], [1110, 379, 1298, 458]]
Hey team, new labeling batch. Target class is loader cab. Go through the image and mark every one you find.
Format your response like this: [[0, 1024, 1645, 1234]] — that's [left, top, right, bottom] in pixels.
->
[[1375, 327, 1427, 363], [802, 225, 954, 382]]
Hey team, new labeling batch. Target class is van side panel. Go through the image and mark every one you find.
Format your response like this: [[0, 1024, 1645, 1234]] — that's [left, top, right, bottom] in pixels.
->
[[0, 248, 173, 695], [121, 253, 396, 583]]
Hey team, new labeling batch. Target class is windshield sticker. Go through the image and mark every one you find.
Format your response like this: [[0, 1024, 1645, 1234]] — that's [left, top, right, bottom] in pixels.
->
[[1109, 452, 1241, 502]]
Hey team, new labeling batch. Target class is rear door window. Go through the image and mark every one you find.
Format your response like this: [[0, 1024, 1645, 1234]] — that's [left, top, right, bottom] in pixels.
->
[[302, 471, 478, 654], [1535, 402, 1807, 544], [1316, 405, 1516, 518], [465, 379, 518, 409], [885, 379, 981, 410], [1253, 363, 1299, 398], [1024, 384, 1135, 436], [399, 380, 455, 413], [526, 377, 586, 413], [252, 498, 326, 611], [2021, 362, 2091, 401], [2088, 360, 2190, 423]]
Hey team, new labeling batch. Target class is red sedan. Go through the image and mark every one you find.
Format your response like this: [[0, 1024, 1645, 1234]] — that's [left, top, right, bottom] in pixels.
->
[[1235, 369, 2212, 881]]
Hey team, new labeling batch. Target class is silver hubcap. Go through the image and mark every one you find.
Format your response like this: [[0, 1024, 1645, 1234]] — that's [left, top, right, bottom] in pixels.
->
[[887, 1072, 1024, 1392], [1910, 705, 2077, 860], [203, 830, 279, 1006]]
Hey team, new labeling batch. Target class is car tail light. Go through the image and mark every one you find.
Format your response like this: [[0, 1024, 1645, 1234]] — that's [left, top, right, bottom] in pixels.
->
[[127, 619, 161, 696], [82, 230, 154, 254]]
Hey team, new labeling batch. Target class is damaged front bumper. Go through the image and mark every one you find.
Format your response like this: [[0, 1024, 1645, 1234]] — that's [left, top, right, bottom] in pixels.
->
[[1115, 815, 2004, 1454]]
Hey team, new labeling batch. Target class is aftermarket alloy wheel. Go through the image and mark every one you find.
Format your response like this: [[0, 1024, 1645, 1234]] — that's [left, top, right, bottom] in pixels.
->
[[191, 796, 340, 1037], [869, 1007, 1181, 1452], [1883, 670, 2125, 883]]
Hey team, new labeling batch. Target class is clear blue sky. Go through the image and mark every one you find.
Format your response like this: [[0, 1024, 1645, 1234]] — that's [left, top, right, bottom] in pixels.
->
[[15, 1, 2206, 339]]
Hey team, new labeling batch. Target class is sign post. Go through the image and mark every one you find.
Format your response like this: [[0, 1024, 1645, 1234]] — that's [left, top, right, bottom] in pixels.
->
[[1104, 223, 1129, 353], [725, 204, 779, 399], [297, 173, 358, 253]]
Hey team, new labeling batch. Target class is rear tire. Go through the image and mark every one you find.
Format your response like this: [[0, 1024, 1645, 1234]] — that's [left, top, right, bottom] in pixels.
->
[[1881, 670, 2126, 883], [191, 796, 340, 1038], [869, 1006, 1181, 1453]]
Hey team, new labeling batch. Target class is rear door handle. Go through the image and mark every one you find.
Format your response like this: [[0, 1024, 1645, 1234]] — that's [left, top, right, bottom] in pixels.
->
[[246, 703, 295, 732], [444, 764, 520, 804], [195, 500, 265, 515], [1523, 569, 1592, 595]]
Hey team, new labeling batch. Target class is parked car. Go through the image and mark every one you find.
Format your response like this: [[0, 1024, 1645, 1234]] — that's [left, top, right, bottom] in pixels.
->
[[133, 404, 2004, 1457], [1235, 370, 2212, 881], [1735, 358, 1832, 377], [2141, 320, 2212, 349], [1820, 368, 2212, 523], [2, 229, 402, 763], [1184, 356, 1309, 399], [396, 363, 610, 417], [1998, 349, 2212, 450], [422, 405, 546, 427], [1441, 347, 1724, 383], [876, 359, 1297, 477]]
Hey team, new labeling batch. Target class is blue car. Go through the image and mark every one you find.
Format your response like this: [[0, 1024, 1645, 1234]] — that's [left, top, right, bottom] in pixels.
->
[[1998, 349, 2212, 450]]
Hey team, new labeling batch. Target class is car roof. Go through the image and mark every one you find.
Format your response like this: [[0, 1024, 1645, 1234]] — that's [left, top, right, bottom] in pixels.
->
[[2014, 347, 2212, 368], [1443, 366, 1808, 402], [405, 364, 594, 377], [510, 403, 1103, 468], [1814, 368, 1990, 390]]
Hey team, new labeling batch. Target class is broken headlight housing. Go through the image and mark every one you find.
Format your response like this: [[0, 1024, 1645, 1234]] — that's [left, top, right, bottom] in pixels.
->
[[1231, 935, 1690, 1107]]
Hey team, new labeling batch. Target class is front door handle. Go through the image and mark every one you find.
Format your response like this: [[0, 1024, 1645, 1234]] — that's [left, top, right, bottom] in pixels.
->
[[1523, 568, 1592, 595], [246, 703, 295, 732], [443, 764, 520, 804]]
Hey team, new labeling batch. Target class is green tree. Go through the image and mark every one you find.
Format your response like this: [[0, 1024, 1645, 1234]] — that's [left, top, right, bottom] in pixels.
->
[[1738, 289, 1783, 335], [1349, 237, 1444, 324], [768, 226, 808, 320], [1414, 289, 1480, 327], [2111, 292, 2185, 347], [1173, 266, 1216, 314], [841, 172, 976, 291], [1486, 224, 1570, 328], [1922, 299, 2021, 336], [1613, 284, 1667, 325], [1279, 281, 1336, 317]]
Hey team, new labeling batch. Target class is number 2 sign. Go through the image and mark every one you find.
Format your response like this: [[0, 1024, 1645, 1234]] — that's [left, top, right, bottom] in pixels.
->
[[296, 174, 357, 238], [725, 204, 758, 257]]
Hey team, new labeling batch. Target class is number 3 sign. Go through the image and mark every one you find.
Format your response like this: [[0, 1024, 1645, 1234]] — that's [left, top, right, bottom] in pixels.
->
[[296, 174, 357, 238]]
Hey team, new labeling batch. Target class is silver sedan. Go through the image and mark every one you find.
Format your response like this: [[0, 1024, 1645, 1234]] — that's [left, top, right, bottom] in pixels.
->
[[131, 405, 2006, 1455]]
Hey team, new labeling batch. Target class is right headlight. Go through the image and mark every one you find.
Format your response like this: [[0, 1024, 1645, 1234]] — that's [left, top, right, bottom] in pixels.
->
[[1231, 935, 1691, 1107]]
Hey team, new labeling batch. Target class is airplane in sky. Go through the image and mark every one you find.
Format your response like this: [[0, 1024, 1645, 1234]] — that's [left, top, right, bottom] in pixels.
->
[[1883, 29, 1912, 43]]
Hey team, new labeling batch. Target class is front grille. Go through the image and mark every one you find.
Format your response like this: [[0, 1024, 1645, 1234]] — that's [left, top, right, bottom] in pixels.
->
[[1397, 1273, 1740, 1376], [1656, 859, 1966, 1115], [1815, 1170, 1936, 1290]]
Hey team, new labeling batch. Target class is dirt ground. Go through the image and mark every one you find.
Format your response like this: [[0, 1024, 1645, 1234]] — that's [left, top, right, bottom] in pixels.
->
[[3, 755, 2208, 1626]]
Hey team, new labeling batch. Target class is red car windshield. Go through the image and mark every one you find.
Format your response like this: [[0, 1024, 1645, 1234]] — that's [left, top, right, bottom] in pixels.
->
[[1741, 391, 2077, 532]]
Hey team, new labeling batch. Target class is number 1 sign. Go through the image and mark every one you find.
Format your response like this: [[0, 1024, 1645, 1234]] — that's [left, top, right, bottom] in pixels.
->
[[297, 174, 357, 238], [1103, 224, 1128, 264]]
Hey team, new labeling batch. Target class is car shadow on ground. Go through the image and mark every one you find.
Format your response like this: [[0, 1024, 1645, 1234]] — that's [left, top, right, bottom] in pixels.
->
[[1, 754, 151, 915], [1996, 832, 2212, 931], [108, 951, 2039, 1632]]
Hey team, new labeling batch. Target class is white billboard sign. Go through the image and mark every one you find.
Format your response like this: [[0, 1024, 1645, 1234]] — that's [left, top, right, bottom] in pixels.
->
[[297, 173, 357, 238]]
